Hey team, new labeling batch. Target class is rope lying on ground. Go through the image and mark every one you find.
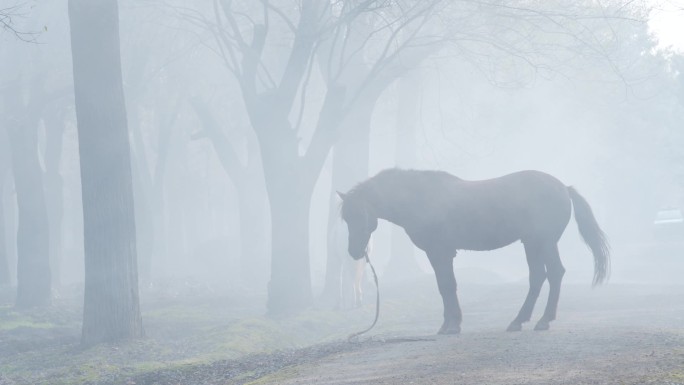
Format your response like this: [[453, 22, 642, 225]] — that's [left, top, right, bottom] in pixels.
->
[[347, 253, 380, 342]]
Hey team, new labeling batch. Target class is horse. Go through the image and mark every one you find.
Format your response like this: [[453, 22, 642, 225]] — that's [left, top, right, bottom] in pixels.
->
[[338, 168, 609, 334]]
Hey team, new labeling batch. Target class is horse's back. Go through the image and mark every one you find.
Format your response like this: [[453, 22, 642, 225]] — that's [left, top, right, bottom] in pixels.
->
[[438, 170, 571, 251], [468, 171, 571, 245]]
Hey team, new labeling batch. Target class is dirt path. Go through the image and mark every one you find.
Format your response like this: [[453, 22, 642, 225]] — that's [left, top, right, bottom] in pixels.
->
[[248, 283, 684, 385], [251, 328, 682, 384]]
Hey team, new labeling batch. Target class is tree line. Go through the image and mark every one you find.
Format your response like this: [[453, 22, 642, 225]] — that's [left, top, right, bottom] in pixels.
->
[[1, 0, 680, 346]]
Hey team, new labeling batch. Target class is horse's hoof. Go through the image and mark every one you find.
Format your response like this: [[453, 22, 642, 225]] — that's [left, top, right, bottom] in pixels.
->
[[534, 320, 550, 331], [506, 322, 522, 332], [438, 322, 461, 335]]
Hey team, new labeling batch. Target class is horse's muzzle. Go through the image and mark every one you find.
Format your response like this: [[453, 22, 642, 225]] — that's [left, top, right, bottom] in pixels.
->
[[349, 249, 366, 261]]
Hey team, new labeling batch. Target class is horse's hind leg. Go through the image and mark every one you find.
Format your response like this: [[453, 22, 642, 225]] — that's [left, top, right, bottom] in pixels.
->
[[534, 244, 565, 331], [507, 241, 547, 332], [428, 254, 462, 335]]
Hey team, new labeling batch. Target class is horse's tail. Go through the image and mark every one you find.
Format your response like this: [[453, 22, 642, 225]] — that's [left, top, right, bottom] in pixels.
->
[[567, 186, 610, 286]]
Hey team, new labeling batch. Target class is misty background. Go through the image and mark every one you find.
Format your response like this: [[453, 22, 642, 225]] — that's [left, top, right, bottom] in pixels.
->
[[1, 0, 683, 327]]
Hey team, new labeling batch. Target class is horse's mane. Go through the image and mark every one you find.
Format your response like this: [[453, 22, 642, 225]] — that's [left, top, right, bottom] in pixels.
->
[[344, 168, 400, 202], [342, 168, 458, 214], [348, 168, 457, 195]]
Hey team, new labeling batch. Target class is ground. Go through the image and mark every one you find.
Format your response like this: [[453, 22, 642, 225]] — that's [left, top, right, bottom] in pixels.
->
[[0, 272, 683, 384], [250, 281, 684, 385]]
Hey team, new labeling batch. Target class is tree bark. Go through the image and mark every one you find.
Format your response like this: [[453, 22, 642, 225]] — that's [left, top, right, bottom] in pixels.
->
[[0, 172, 9, 288], [1, 172, 17, 288], [266, 182, 312, 313], [0, 129, 11, 288], [190, 98, 269, 288], [320, 97, 375, 307], [130, 138, 153, 287], [69, 0, 143, 345], [43, 107, 65, 289], [316, 9, 438, 300], [255, 86, 345, 314], [384, 72, 424, 282], [4, 78, 51, 308]]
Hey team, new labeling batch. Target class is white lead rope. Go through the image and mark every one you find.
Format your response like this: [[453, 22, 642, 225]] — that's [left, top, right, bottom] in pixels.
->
[[347, 253, 380, 342]]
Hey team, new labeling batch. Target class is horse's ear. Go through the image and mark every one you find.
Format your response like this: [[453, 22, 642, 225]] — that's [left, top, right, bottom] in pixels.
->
[[337, 191, 347, 201]]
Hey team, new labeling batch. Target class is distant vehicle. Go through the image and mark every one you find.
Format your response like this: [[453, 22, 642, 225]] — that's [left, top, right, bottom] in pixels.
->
[[653, 208, 684, 241]]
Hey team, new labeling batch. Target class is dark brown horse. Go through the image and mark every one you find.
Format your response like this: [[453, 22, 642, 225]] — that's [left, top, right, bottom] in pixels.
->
[[339, 169, 609, 334]]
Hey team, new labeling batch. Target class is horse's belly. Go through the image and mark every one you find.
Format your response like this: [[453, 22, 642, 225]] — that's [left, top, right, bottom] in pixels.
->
[[406, 224, 519, 254], [455, 233, 520, 251], [460, 235, 519, 251]]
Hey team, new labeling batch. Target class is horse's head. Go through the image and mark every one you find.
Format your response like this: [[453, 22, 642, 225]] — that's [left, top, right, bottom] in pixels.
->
[[339, 191, 377, 260]]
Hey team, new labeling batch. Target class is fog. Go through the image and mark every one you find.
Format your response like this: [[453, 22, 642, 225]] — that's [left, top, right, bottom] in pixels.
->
[[1, 0, 683, 383]]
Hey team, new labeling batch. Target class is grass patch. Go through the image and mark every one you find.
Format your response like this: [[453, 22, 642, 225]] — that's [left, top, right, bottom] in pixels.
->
[[0, 290, 385, 385], [0, 306, 56, 331]]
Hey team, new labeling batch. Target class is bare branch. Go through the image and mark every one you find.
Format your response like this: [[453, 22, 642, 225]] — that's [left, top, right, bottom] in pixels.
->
[[294, 40, 321, 133], [1, 4, 41, 42], [261, 0, 296, 32], [189, 97, 247, 181], [218, 0, 247, 49]]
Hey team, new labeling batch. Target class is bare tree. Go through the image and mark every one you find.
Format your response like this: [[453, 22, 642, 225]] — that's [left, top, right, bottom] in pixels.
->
[[384, 71, 423, 282], [118, 13, 187, 286], [0, 126, 10, 288], [43, 104, 67, 289], [190, 97, 269, 288], [69, 0, 143, 345], [318, 2, 444, 305], [2, 77, 52, 308], [170, 0, 444, 314]]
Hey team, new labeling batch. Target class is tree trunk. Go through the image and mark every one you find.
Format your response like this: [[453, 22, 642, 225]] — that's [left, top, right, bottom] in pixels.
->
[[255, 85, 346, 315], [149, 100, 179, 285], [1, 173, 17, 288], [266, 182, 312, 314], [320, 99, 374, 307], [0, 174, 9, 288], [43, 108, 65, 289], [236, 180, 269, 289], [5, 92, 51, 308], [131, 147, 153, 287], [124, 45, 154, 288], [69, 0, 143, 345], [384, 72, 424, 282], [190, 99, 269, 289], [254, 108, 316, 314], [0, 131, 11, 288]]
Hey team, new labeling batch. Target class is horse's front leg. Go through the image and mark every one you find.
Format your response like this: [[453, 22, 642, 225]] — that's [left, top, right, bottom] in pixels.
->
[[428, 253, 461, 335]]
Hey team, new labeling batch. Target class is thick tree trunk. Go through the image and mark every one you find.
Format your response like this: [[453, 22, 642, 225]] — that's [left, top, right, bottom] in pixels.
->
[[0, 174, 8, 288], [320, 101, 374, 307], [1, 173, 17, 288], [227, 0, 350, 313], [69, 0, 143, 345], [256, 87, 346, 315], [384, 73, 424, 282], [44, 109, 65, 288], [6, 105, 51, 308], [124, 47, 155, 288], [0, 133, 11, 288], [131, 148, 153, 287], [255, 110, 316, 314], [190, 99, 269, 289], [266, 183, 312, 314], [236, 181, 269, 289], [149, 102, 178, 285]]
